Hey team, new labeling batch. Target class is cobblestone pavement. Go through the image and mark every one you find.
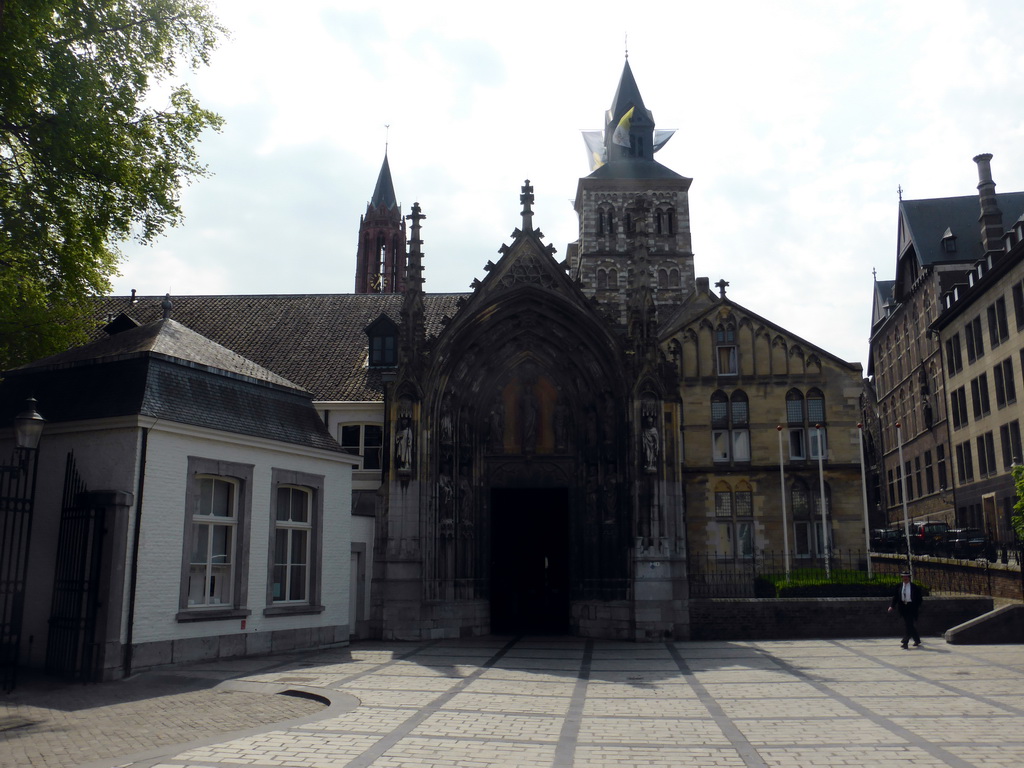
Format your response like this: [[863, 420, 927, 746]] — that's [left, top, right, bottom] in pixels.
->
[[3, 637, 1024, 768]]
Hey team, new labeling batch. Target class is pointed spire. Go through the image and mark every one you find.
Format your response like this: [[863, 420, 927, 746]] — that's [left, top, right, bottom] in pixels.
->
[[370, 153, 398, 211], [405, 202, 426, 292], [605, 58, 655, 163], [520, 180, 535, 233]]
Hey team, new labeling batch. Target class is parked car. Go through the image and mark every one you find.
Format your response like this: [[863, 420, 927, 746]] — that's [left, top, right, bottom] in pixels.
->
[[909, 521, 950, 554], [944, 528, 987, 558], [870, 528, 904, 553]]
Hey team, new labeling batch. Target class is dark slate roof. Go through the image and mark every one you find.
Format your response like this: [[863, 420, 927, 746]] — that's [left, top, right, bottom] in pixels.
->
[[90, 294, 465, 402], [901, 191, 1024, 265], [16, 318, 298, 390], [586, 158, 687, 181], [370, 154, 398, 211], [609, 59, 652, 126], [1, 356, 345, 452], [1, 318, 348, 452]]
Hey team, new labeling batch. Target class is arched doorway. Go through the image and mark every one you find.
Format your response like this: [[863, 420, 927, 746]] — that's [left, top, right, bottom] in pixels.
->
[[489, 487, 570, 633]]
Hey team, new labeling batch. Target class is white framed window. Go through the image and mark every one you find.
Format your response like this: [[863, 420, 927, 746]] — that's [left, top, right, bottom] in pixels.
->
[[712, 430, 731, 462], [732, 430, 751, 462], [179, 458, 253, 621], [188, 476, 238, 607], [809, 428, 827, 459], [265, 469, 325, 616], [340, 424, 384, 470], [273, 485, 312, 602], [717, 345, 737, 375]]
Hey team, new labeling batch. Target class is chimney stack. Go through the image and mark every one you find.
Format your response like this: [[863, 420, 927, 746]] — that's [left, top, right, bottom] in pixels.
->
[[974, 153, 1004, 254]]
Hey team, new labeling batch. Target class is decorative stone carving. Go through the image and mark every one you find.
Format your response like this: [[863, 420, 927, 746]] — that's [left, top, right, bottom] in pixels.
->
[[395, 399, 414, 473], [553, 398, 569, 452], [440, 393, 454, 444], [642, 401, 660, 473], [487, 398, 504, 453]]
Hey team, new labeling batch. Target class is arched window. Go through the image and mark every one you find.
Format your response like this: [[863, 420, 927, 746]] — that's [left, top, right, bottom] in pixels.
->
[[786, 388, 827, 460], [597, 269, 608, 289], [715, 322, 738, 375], [608, 268, 618, 289], [786, 389, 806, 459], [658, 268, 669, 287], [669, 268, 680, 287]]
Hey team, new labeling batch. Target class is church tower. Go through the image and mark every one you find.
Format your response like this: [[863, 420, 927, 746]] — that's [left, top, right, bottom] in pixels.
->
[[569, 59, 694, 328], [355, 153, 407, 293]]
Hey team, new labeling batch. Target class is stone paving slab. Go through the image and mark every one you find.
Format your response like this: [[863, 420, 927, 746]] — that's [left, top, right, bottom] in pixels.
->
[[3, 637, 1024, 768]]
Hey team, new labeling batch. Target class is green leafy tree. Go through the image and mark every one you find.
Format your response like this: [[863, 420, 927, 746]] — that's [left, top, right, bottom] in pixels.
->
[[0, 0, 224, 369], [1012, 464, 1024, 542]]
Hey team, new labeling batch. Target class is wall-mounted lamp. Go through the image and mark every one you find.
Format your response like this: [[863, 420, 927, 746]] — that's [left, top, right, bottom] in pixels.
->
[[2, 397, 45, 474]]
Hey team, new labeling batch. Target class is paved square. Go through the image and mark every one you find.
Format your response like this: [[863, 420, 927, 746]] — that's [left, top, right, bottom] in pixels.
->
[[3, 637, 1024, 767]]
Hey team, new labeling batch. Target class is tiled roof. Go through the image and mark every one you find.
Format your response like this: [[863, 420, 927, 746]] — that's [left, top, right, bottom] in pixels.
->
[[17, 318, 299, 390], [91, 294, 466, 402], [901, 191, 1024, 266]]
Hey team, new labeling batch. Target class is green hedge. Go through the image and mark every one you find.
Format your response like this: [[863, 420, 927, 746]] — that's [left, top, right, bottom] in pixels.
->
[[754, 569, 929, 598]]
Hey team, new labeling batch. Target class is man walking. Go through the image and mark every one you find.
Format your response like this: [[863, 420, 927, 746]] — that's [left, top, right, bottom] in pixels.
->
[[888, 570, 923, 648]]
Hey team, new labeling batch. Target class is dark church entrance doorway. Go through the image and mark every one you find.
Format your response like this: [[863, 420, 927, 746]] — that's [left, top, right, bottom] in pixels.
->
[[490, 488, 570, 634]]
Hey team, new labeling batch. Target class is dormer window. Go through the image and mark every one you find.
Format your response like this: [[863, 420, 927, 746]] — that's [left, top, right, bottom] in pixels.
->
[[941, 227, 957, 253], [365, 315, 398, 368]]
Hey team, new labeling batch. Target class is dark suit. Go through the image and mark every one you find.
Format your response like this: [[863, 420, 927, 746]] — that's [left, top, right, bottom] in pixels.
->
[[891, 581, 923, 646]]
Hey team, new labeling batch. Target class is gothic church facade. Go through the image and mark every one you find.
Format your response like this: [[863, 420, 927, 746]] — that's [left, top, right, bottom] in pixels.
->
[[368, 61, 866, 640], [62, 60, 867, 646]]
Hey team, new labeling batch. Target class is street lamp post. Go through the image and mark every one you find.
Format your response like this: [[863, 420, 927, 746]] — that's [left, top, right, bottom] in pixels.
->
[[858, 423, 873, 578], [815, 424, 830, 579], [1, 397, 46, 692], [896, 422, 913, 577]]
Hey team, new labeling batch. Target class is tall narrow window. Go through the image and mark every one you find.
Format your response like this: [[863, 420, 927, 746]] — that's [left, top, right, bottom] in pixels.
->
[[786, 389, 805, 459], [266, 469, 325, 615], [946, 334, 963, 376], [273, 486, 311, 602], [179, 457, 253, 620], [966, 316, 984, 363], [716, 322, 738, 375], [970, 374, 991, 420], [987, 297, 1009, 347], [188, 476, 238, 607]]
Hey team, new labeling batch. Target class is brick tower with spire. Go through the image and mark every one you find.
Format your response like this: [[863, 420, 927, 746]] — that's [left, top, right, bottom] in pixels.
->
[[569, 58, 694, 330], [355, 153, 407, 293]]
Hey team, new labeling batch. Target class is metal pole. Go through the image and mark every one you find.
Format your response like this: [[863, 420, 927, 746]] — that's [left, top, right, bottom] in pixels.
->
[[858, 423, 873, 578], [777, 426, 790, 579], [896, 422, 913, 577], [815, 424, 830, 579]]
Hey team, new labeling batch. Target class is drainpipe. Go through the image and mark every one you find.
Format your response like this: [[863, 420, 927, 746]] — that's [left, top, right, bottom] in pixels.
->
[[122, 427, 149, 678]]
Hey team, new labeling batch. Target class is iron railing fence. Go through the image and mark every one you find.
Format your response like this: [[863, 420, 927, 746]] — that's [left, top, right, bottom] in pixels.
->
[[688, 549, 873, 598], [689, 545, 1023, 599]]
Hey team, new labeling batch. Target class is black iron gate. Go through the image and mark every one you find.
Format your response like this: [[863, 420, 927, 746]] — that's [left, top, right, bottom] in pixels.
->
[[0, 445, 40, 692], [45, 453, 106, 682]]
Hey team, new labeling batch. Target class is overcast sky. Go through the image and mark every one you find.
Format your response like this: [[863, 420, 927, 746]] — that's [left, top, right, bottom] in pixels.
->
[[113, 0, 1024, 367]]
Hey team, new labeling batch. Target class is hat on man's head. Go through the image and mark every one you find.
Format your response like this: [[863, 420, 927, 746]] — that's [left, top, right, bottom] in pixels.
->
[[900, 570, 911, 576]]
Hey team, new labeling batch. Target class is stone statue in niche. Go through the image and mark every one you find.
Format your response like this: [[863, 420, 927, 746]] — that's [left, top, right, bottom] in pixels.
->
[[553, 399, 569, 452], [440, 394, 454, 444], [438, 471, 453, 510], [458, 468, 473, 513], [487, 398, 504, 453], [395, 403, 414, 472], [642, 410, 660, 473], [521, 382, 538, 453]]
